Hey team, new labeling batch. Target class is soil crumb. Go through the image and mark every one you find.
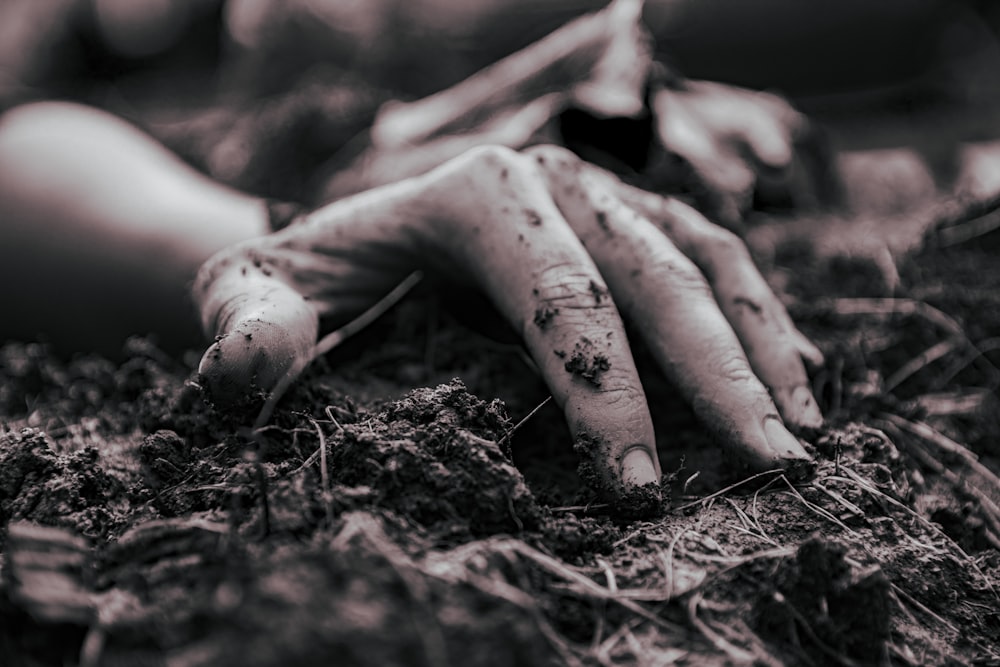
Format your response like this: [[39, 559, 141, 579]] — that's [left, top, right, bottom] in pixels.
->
[[533, 306, 558, 330], [563, 340, 611, 387], [333, 379, 542, 537]]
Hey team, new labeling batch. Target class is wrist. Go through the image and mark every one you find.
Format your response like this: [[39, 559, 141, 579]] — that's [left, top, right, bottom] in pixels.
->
[[265, 199, 307, 232]]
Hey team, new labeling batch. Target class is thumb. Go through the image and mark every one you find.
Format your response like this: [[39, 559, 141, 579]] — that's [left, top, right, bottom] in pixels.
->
[[194, 254, 318, 411]]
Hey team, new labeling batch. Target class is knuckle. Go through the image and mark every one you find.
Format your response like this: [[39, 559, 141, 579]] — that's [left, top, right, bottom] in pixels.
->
[[457, 144, 522, 173], [534, 269, 611, 312], [700, 226, 750, 272], [438, 145, 533, 200], [594, 379, 644, 408], [525, 144, 578, 167], [648, 255, 712, 298], [524, 144, 584, 194], [713, 350, 760, 386], [703, 226, 746, 258], [674, 221, 751, 282], [193, 247, 239, 294], [780, 105, 808, 133]]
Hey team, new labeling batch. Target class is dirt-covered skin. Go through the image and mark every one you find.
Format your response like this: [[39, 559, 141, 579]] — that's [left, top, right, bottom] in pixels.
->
[[573, 432, 667, 518], [2, 231, 1000, 666]]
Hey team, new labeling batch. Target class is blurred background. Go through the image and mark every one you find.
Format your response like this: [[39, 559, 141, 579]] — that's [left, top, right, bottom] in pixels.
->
[[3, 0, 1000, 209]]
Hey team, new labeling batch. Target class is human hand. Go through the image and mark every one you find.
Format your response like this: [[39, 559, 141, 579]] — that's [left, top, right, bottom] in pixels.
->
[[652, 79, 840, 228], [302, 2, 839, 234], [193, 145, 823, 512]]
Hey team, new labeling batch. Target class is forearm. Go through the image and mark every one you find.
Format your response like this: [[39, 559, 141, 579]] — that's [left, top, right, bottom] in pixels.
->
[[0, 102, 269, 352]]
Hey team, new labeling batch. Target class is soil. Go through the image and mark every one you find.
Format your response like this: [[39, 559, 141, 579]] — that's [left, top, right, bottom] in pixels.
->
[[2, 210, 1000, 667], [561, 340, 612, 388]]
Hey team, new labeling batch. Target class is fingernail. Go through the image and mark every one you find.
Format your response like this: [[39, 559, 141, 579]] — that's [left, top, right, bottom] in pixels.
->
[[621, 447, 658, 486], [763, 417, 810, 461], [792, 385, 824, 429]]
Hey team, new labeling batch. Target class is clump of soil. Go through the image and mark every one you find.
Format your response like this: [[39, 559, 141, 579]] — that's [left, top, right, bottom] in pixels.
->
[[328, 379, 542, 537], [561, 339, 611, 387], [754, 537, 891, 663], [137, 430, 194, 490], [533, 306, 559, 330], [0, 429, 127, 548]]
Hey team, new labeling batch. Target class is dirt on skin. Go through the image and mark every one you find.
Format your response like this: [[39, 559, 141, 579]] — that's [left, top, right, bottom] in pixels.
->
[[560, 339, 612, 387], [2, 221, 1000, 666], [573, 431, 668, 519]]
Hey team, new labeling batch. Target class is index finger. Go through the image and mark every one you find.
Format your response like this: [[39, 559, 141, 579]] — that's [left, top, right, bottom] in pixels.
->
[[418, 148, 664, 511]]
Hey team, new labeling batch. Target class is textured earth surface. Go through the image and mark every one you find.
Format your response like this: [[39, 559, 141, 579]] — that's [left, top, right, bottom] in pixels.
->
[[2, 209, 1000, 666]]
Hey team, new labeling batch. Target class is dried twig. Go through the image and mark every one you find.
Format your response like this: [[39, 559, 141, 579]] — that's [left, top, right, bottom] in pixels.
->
[[750, 475, 782, 545], [778, 476, 859, 538], [334, 514, 450, 667], [934, 195, 1000, 247], [550, 502, 611, 514], [884, 339, 958, 392], [686, 592, 757, 663], [810, 482, 865, 519], [885, 575, 1000, 665], [880, 413, 1000, 536], [505, 540, 683, 632], [5, 523, 94, 625], [824, 298, 964, 337], [499, 395, 552, 447], [611, 527, 646, 549], [725, 498, 779, 547], [913, 389, 991, 417], [660, 530, 688, 602], [323, 405, 345, 430], [290, 410, 344, 476], [830, 468, 999, 601], [932, 336, 1000, 390], [596, 558, 618, 594], [823, 297, 1000, 388], [371, 0, 649, 149], [313, 271, 424, 358], [674, 469, 784, 512], [309, 418, 335, 527], [252, 272, 423, 429], [594, 622, 637, 665]]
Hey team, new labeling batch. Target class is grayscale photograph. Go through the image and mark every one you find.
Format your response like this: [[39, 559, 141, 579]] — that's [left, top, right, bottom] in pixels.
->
[[1, 1, 998, 665]]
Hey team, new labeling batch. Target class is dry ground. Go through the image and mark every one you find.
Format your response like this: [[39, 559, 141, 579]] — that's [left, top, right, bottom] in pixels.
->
[[2, 195, 1000, 666]]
